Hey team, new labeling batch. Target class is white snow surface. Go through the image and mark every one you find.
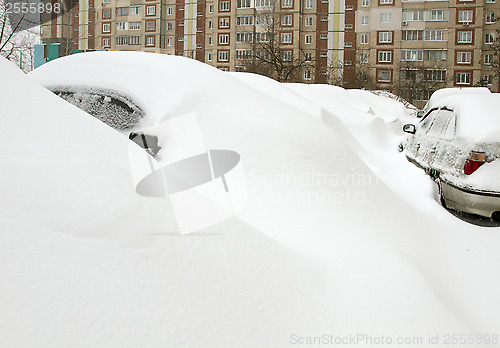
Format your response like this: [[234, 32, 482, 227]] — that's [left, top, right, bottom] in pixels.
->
[[1, 52, 500, 347], [432, 93, 500, 143]]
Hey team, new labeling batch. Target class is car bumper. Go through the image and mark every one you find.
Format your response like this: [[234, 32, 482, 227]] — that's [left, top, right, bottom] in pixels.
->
[[441, 180, 500, 219]]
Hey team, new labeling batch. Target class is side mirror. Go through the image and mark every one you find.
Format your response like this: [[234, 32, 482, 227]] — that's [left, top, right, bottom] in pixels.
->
[[417, 111, 424, 118], [403, 124, 416, 134]]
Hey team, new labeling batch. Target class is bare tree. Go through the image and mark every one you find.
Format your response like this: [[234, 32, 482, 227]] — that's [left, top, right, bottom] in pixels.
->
[[0, 0, 39, 72], [238, 4, 313, 83], [393, 61, 448, 105]]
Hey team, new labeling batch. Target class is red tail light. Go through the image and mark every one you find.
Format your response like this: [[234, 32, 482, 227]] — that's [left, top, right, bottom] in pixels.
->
[[464, 152, 487, 175]]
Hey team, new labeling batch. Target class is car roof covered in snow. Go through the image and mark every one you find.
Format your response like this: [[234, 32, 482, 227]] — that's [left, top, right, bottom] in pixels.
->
[[427, 91, 500, 143], [28, 51, 227, 127]]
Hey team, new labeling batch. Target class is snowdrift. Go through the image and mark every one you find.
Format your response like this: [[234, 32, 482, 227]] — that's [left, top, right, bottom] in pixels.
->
[[1, 52, 499, 347]]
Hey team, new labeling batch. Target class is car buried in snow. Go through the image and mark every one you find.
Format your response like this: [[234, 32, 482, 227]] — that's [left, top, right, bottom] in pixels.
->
[[401, 88, 500, 220]]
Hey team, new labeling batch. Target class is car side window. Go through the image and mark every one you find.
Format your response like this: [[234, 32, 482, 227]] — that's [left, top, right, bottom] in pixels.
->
[[442, 113, 456, 140], [419, 110, 437, 133], [427, 108, 453, 137]]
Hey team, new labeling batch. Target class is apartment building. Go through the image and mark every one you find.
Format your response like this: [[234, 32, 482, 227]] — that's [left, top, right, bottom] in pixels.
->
[[40, 0, 96, 55], [40, 0, 352, 83], [355, 0, 500, 103]]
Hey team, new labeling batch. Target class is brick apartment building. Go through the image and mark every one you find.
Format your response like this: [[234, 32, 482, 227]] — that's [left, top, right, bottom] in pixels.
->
[[40, 0, 500, 97], [356, 0, 500, 103], [40, 0, 354, 84]]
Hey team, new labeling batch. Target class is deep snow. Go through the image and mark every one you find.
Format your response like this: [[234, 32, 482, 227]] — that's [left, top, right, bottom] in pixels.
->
[[1, 52, 500, 347]]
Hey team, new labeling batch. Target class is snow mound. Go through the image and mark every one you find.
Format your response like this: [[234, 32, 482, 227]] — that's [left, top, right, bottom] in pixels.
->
[[1, 52, 500, 346]]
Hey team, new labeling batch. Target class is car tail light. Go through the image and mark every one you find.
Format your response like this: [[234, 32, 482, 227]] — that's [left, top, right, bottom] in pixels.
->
[[464, 151, 487, 175]]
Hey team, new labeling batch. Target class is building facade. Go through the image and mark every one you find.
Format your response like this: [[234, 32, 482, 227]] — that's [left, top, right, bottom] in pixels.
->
[[355, 0, 500, 104], [41, 0, 352, 83]]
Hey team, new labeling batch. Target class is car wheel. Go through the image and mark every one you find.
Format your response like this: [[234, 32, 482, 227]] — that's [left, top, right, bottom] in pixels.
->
[[436, 178, 447, 208]]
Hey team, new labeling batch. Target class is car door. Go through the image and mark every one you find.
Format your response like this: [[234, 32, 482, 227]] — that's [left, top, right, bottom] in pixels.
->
[[425, 108, 456, 175], [411, 108, 439, 169]]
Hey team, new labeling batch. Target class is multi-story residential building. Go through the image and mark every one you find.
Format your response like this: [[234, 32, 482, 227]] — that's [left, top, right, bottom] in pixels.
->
[[355, 0, 500, 105], [40, 0, 352, 84]]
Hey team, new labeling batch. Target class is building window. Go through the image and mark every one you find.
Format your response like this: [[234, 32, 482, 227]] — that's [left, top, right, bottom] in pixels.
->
[[282, 51, 292, 61], [208, 20, 213, 29], [378, 31, 392, 43], [102, 9, 111, 19], [304, 70, 312, 80], [281, 32, 292, 44], [209, 4, 214, 13], [485, 33, 495, 44], [167, 7, 173, 15], [102, 37, 110, 48], [378, 50, 392, 63], [401, 50, 423, 61], [208, 36, 213, 45], [255, 0, 273, 8], [146, 20, 155, 32], [116, 22, 127, 31], [237, 0, 252, 8], [236, 32, 254, 43], [402, 30, 423, 41], [456, 72, 471, 85], [360, 33, 368, 44], [458, 10, 473, 23], [236, 49, 253, 60], [403, 10, 424, 22], [380, 13, 392, 23], [482, 75, 493, 85], [360, 53, 369, 64], [219, 1, 230, 11], [281, 15, 293, 26], [146, 36, 155, 47], [427, 49, 447, 61], [116, 7, 128, 16], [305, 34, 312, 44], [377, 70, 391, 83], [208, 52, 213, 61], [146, 5, 155, 16], [457, 31, 472, 43], [361, 0, 369, 6], [219, 34, 229, 45], [219, 17, 230, 28], [218, 50, 229, 62], [486, 12, 496, 24], [305, 0, 313, 8], [237, 16, 253, 26], [166, 37, 172, 46], [424, 69, 446, 82], [305, 17, 313, 26], [425, 30, 445, 41], [320, 34, 328, 39], [428, 9, 447, 22], [282, 0, 293, 8], [102, 23, 111, 33], [129, 21, 141, 30], [129, 5, 141, 15], [167, 22, 173, 31], [361, 16, 369, 25], [379, 0, 392, 4], [484, 54, 493, 65], [456, 51, 472, 64]]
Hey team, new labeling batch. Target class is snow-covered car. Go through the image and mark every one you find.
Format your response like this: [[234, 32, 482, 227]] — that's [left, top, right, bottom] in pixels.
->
[[402, 89, 500, 220]]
